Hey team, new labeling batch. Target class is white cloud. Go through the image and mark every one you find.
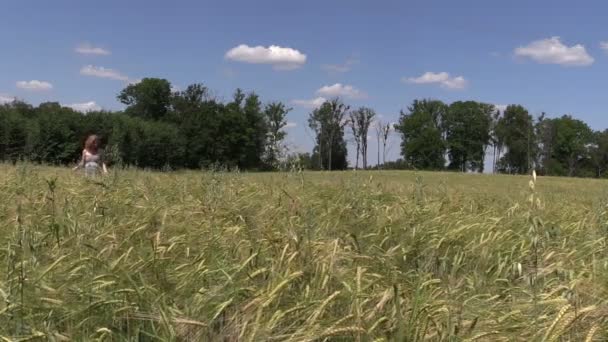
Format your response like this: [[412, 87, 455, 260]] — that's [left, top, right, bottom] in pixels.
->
[[316, 83, 367, 99], [16, 80, 53, 91], [225, 44, 307, 70], [322, 58, 358, 73], [284, 122, 297, 129], [514, 37, 594, 66], [495, 104, 508, 112], [441, 76, 467, 90], [66, 101, 101, 113], [80, 65, 129, 81], [0, 94, 15, 104], [75, 43, 110, 55], [292, 97, 327, 109], [405, 72, 467, 90], [600, 41, 608, 52]]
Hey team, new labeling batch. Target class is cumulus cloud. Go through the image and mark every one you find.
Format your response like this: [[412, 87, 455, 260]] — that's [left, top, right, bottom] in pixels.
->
[[0, 94, 16, 104], [284, 122, 297, 129], [80, 65, 129, 81], [66, 101, 101, 113], [321, 58, 358, 73], [292, 97, 327, 109], [75, 43, 110, 55], [601, 41, 608, 52], [225, 44, 306, 70], [405, 72, 467, 90], [316, 83, 367, 99], [495, 104, 508, 112], [16, 80, 53, 91], [514, 37, 594, 66]]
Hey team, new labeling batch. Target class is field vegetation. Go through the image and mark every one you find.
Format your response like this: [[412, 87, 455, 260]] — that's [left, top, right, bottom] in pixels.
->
[[0, 164, 607, 341]]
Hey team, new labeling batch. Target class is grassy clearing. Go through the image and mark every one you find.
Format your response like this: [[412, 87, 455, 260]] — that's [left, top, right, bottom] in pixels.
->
[[0, 164, 607, 341]]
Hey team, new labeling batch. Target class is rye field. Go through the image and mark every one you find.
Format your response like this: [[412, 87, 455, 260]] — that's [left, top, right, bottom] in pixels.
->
[[0, 164, 607, 341]]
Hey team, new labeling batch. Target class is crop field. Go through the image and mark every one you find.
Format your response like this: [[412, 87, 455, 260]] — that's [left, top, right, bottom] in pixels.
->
[[0, 163, 607, 341]]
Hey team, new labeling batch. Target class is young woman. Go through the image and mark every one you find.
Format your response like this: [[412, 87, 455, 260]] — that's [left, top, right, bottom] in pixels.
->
[[73, 134, 108, 176]]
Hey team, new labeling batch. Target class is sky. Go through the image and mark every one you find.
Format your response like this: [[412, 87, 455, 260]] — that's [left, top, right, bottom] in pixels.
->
[[2, 0, 608, 170]]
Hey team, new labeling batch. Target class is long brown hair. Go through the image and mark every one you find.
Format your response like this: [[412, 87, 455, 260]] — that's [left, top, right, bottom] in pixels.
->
[[84, 135, 100, 153]]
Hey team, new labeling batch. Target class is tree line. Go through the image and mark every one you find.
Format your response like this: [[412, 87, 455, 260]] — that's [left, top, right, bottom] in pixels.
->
[[0, 78, 292, 170], [1, 78, 607, 177], [393, 99, 608, 177]]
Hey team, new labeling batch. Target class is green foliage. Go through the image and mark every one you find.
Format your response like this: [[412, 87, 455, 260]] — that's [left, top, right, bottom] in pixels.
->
[[117, 78, 173, 120], [537, 115, 593, 176], [444, 101, 494, 172], [495, 105, 536, 174], [349, 107, 375, 169], [0, 80, 292, 171], [308, 99, 349, 170], [395, 99, 447, 170], [264, 102, 291, 169]]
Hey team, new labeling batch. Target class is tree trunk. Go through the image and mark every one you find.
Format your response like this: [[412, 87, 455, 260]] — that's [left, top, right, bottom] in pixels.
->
[[355, 144, 360, 170], [377, 136, 380, 169], [318, 132, 323, 170], [492, 144, 497, 173], [328, 131, 333, 171], [362, 137, 368, 169], [382, 142, 387, 165]]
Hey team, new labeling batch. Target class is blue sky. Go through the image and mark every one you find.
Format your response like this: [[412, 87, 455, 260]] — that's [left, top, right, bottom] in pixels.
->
[[2, 0, 608, 169]]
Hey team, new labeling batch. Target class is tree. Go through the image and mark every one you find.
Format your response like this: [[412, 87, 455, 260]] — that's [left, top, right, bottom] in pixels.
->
[[0, 106, 28, 162], [394, 99, 447, 170], [117, 78, 173, 120], [348, 112, 361, 169], [308, 99, 349, 170], [535, 112, 553, 175], [349, 107, 375, 169], [380, 122, 391, 165], [490, 108, 502, 173], [588, 130, 608, 178], [539, 115, 593, 176], [495, 105, 535, 174], [241, 92, 267, 169], [34, 102, 83, 164], [170, 83, 210, 123], [444, 101, 493, 172], [264, 102, 291, 168]]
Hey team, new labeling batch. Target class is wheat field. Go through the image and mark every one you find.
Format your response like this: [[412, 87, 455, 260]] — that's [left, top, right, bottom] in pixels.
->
[[0, 163, 607, 341]]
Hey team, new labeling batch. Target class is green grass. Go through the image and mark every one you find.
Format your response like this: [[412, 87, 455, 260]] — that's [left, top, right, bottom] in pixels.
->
[[0, 163, 607, 341]]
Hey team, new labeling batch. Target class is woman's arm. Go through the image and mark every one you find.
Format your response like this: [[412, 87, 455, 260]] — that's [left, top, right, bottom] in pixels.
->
[[100, 151, 108, 174], [72, 150, 85, 170]]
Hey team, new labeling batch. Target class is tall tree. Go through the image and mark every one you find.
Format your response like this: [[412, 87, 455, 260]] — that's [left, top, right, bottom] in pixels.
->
[[443, 101, 493, 172], [308, 99, 349, 170], [490, 108, 502, 174], [170, 83, 210, 123], [241, 92, 267, 169], [495, 105, 536, 174], [588, 130, 608, 178], [117, 78, 173, 121], [380, 122, 391, 165], [348, 112, 361, 169], [264, 102, 291, 168], [349, 107, 375, 169], [538, 115, 593, 176], [394, 99, 447, 170], [535, 112, 553, 175]]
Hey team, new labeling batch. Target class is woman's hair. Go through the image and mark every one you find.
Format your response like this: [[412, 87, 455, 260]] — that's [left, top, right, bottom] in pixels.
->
[[84, 135, 100, 153]]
